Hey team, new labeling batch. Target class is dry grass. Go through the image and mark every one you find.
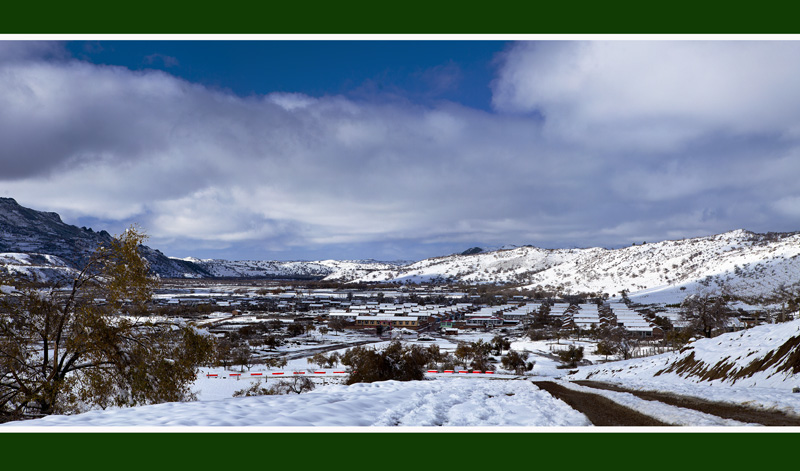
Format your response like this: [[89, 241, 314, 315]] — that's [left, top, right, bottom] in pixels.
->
[[655, 334, 800, 384]]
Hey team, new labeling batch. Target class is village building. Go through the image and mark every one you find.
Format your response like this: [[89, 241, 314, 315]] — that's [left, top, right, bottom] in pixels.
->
[[354, 315, 420, 329]]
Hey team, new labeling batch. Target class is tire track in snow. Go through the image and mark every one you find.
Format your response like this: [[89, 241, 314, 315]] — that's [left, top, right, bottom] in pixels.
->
[[572, 380, 800, 426], [536, 380, 756, 426], [534, 380, 672, 426]]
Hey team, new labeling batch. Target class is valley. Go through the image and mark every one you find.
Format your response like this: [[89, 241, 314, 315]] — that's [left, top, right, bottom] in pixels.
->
[[2, 199, 800, 428]]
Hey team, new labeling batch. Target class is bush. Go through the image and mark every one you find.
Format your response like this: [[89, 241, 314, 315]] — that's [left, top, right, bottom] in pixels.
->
[[422, 344, 454, 370], [501, 350, 534, 375], [342, 341, 433, 384], [453, 339, 496, 372], [233, 376, 315, 397], [557, 345, 584, 368], [491, 335, 511, 354], [308, 352, 340, 369], [287, 323, 305, 337]]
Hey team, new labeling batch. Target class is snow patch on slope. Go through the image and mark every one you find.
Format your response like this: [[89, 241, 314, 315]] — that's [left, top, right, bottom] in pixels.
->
[[338, 230, 800, 304], [566, 319, 800, 416]]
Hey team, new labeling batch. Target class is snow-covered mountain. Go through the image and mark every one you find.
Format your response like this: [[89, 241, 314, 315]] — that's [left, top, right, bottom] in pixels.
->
[[0, 198, 409, 282], [178, 257, 408, 280], [0, 198, 211, 281], [332, 229, 800, 303], [3, 197, 800, 301]]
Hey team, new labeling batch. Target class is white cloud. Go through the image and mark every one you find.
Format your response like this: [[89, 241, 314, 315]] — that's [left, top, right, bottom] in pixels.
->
[[3, 40, 800, 259], [492, 41, 800, 150], [266, 92, 318, 111]]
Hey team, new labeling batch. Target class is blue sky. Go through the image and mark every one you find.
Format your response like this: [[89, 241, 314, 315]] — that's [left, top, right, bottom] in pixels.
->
[[2, 38, 800, 261], [65, 40, 506, 111]]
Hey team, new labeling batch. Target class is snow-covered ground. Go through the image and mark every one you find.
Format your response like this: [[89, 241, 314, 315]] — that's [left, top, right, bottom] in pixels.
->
[[2, 378, 592, 428], [4, 322, 800, 430], [565, 320, 800, 418]]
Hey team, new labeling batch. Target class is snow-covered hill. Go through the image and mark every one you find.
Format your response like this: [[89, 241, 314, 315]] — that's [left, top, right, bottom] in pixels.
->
[[335, 229, 800, 303], [3, 196, 800, 301], [567, 319, 800, 410], [178, 258, 408, 280]]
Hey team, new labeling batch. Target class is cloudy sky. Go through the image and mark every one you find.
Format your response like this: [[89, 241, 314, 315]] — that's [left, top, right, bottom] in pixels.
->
[[2, 38, 800, 261]]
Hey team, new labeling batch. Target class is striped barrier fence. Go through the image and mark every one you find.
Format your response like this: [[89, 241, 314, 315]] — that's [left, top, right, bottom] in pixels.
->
[[203, 370, 498, 378], [425, 370, 496, 375], [204, 371, 351, 378]]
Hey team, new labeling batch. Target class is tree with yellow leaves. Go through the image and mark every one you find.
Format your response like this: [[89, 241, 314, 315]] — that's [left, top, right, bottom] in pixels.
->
[[0, 227, 215, 422]]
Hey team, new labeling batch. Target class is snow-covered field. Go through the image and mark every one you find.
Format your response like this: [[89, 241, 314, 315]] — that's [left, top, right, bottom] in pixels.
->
[[2, 377, 591, 428], [4, 322, 800, 430]]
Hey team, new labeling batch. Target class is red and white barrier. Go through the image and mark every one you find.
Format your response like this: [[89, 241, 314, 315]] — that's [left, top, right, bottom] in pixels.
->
[[202, 369, 500, 379], [204, 370, 350, 378], [426, 370, 497, 375]]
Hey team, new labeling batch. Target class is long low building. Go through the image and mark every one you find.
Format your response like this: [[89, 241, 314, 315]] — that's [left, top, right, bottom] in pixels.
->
[[354, 316, 420, 329], [464, 316, 503, 328]]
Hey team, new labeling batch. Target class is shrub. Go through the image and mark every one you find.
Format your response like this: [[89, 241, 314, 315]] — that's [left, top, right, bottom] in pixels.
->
[[557, 345, 584, 368], [287, 323, 305, 337], [308, 352, 340, 368], [491, 335, 511, 354], [501, 350, 534, 375], [233, 376, 315, 397], [342, 341, 433, 384], [452, 339, 496, 372]]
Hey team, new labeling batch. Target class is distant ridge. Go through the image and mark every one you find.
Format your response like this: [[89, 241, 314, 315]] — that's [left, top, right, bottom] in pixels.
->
[[0, 198, 403, 281], [329, 228, 800, 303], [0, 198, 210, 280], [2, 198, 800, 302]]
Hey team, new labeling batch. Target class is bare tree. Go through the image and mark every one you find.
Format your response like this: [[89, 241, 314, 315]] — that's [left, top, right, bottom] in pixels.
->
[[328, 318, 346, 334], [595, 325, 635, 360], [233, 341, 254, 372], [680, 292, 733, 338]]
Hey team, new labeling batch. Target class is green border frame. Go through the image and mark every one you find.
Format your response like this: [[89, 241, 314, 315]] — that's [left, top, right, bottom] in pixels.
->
[[2, 1, 800, 34], [1, 431, 794, 467]]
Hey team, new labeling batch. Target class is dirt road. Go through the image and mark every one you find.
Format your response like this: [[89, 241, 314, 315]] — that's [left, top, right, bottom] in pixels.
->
[[534, 379, 800, 426], [533, 381, 672, 426], [572, 380, 800, 426]]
